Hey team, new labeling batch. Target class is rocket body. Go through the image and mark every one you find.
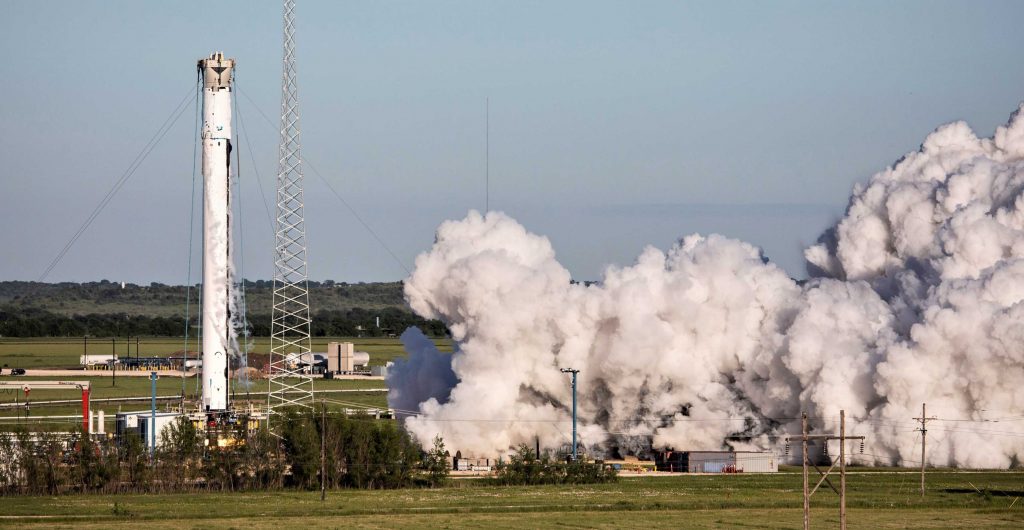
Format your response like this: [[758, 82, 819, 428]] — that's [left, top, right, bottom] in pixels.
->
[[198, 53, 235, 412]]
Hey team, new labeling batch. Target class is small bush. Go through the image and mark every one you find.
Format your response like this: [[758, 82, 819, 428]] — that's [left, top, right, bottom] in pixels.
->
[[491, 444, 617, 486]]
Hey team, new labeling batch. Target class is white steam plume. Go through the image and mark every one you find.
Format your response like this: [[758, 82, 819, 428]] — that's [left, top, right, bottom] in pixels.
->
[[390, 107, 1024, 468]]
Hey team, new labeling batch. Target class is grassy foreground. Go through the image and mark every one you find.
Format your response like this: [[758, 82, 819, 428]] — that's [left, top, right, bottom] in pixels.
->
[[0, 472, 1021, 528]]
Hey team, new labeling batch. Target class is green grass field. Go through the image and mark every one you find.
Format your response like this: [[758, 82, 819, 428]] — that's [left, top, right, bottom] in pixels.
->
[[0, 375, 389, 431], [0, 336, 426, 431], [0, 472, 1020, 528], [0, 336, 450, 370]]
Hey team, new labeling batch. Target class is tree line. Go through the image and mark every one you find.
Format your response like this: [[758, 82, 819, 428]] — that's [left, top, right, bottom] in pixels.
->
[[0, 280, 411, 316], [0, 408, 450, 496], [0, 306, 447, 338]]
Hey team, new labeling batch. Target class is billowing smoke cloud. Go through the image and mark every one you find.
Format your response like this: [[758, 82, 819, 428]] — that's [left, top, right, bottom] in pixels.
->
[[387, 327, 457, 414], [390, 107, 1024, 468]]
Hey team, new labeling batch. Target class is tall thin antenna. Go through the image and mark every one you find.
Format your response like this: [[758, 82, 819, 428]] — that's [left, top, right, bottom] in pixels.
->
[[269, 0, 314, 416], [486, 97, 489, 212]]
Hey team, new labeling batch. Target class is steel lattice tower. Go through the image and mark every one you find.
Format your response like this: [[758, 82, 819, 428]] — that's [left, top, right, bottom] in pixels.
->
[[269, 0, 314, 415]]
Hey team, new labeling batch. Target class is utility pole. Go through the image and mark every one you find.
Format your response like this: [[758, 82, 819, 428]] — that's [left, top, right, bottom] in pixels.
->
[[840, 409, 847, 530], [913, 403, 936, 497], [320, 402, 326, 502], [111, 338, 116, 387], [560, 368, 580, 461], [802, 412, 809, 530], [786, 410, 865, 530], [150, 371, 158, 460]]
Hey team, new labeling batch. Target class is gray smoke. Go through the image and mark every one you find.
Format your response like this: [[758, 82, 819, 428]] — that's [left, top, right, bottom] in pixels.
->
[[387, 327, 457, 415], [389, 107, 1024, 468]]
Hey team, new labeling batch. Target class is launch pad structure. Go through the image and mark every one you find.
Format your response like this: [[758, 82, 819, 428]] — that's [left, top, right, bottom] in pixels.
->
[[197, 52, 234, 417], [15, 4, 315, 447], [105, 3, 315, 445], [190, 51, 267, 441]]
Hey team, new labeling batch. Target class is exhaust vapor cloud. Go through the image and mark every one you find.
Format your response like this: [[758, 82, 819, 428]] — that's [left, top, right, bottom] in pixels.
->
[[388, 106, 1024, 468]]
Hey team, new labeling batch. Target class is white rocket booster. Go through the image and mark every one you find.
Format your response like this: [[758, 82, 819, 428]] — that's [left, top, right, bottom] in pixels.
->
[[198, 52, 235, 412]]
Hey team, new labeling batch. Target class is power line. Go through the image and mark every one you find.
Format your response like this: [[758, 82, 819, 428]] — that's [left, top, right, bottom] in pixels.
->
[[233, 70, 253, 394], [39, 85, 197, 281], [236, 87, 411, 276], [305, 159, 411, 276], [182, 71, 202, 397], [234, 95, 276, 237]]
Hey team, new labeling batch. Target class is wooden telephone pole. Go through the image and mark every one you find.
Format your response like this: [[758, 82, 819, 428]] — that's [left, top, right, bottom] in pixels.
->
[[787, 411, 865, 530], [913, 403, 936, 497]]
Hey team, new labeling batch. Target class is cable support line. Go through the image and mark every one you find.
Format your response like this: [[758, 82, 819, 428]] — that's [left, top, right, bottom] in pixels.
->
[[182, 72, 202, 397], [39, 85, 197, 281], [924, 426, 1024, 438], [234, 98, 276, 237], [932, 416, 1024, 423], [233, 73, 253, 384], [236, 87, 411, 276], [380, 415, 834, 424], [309, 164, 411, 276]]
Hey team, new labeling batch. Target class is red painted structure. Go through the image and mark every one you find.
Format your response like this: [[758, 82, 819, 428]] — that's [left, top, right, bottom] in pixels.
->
[[0, 380, 92, 432]]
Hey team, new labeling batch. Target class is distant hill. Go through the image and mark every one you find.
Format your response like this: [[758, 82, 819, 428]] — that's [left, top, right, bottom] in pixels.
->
[[0, 281, 447, 338]]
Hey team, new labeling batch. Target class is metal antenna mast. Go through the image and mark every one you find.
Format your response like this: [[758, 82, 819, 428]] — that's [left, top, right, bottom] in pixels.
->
[[269, 0, 314, 415], [560, 368, 580, 461]]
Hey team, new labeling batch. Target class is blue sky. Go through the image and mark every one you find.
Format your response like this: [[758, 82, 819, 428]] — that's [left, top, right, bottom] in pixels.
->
[[3, 0, 1024, 283]]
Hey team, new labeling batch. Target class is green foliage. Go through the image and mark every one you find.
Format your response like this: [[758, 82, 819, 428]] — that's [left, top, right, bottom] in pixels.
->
[[69, 428, 117, 492], [160, 417, 203, 460], [491, 444, 617, 486], [118, 431, 150, 488], [110, 501, 134, 517], [279, 409, 321, 489], [276, 407, 423, 491], [158, 417, 204, 490], [0, 281, 449, 338], [424, 434, 450, 487], [0, 408, 435, 496]]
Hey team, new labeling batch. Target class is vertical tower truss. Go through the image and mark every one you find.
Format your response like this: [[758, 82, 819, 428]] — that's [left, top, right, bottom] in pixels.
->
[[269, 0, 314, 414]]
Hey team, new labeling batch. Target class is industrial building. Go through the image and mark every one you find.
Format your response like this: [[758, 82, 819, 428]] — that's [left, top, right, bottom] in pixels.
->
[[453, 451, 493, 472], [325, 341, 370, 374], [115, 411, 182, 450], [655, 450, 778, 473]]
